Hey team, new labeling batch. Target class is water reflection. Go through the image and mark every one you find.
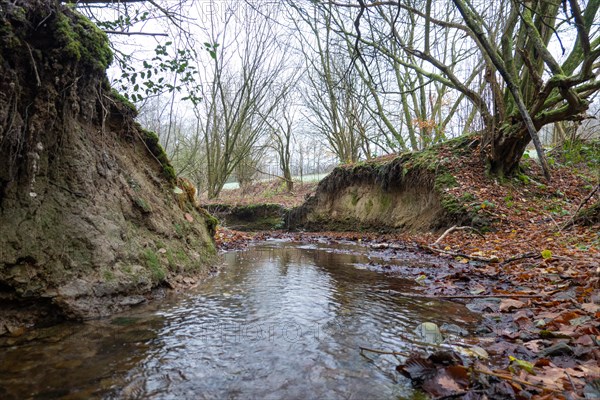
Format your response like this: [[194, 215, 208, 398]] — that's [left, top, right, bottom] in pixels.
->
[[0, 241, 478, 399]]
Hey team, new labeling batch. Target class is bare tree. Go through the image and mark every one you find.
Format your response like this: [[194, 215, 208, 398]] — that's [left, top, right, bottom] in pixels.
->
[[293, 3, 371, 163], [197, 1, 290, 199], [330, 1, 485, 151], [263, 92, 298, 192], [330, 0, 600, 179]]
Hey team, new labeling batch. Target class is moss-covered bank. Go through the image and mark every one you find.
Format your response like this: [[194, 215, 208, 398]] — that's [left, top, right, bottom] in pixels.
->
[[205, 203, 287, 231], [0, 0, 216, 331], [288, 136, 484, 232]]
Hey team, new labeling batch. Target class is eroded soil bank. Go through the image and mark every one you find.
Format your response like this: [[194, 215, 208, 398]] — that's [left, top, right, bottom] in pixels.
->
[[289, 137, 485, 232], [0, 1, 216, 332]]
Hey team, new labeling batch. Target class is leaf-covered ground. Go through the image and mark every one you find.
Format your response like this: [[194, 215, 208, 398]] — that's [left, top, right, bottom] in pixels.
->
[[211, 144, 599, 399]]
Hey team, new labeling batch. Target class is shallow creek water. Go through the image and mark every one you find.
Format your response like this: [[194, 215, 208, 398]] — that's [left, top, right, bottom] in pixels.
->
[[0, 240, 479, 399]]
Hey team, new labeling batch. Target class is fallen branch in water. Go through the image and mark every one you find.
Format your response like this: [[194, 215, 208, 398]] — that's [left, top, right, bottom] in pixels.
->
[[359, 346, 410, 357]]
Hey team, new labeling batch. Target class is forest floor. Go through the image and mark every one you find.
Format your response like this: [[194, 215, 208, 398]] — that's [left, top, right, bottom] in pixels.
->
[[208, 149, 599, 399]]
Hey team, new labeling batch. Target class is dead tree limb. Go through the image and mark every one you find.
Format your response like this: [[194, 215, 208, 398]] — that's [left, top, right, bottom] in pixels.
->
[[425, 246, 499, 263], [433, 225, 484, 246], [561, 183, 599, 230]]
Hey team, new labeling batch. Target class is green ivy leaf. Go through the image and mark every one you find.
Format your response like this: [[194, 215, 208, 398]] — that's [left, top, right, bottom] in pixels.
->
[[541, 250, 552, 260]]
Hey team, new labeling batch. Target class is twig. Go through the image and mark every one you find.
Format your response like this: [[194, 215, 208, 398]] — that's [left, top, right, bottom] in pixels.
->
[[359, 346, 410, 357], [565, 371, 576, 391], [434, 392, 474, 400], [25, 42, 41, 87], [547, 214, 563, 233], [433, 225, 484, 246], [104, 30, 168, 37], [473, 368, 561, 393], [501, 252, 541, 265], [425, 245, 499, 263], [561, 184, 600, 230], [389, 292, 548, 299]]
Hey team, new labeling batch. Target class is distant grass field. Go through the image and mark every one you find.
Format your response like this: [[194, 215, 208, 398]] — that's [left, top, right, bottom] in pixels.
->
[[222, 173, 330, 190]]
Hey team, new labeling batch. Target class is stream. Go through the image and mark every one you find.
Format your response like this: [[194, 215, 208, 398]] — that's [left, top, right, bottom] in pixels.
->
[[0, 240, 479, 399]]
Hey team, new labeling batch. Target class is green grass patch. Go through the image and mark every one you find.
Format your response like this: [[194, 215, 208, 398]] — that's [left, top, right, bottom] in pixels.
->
[[143, 249, 166, 282]]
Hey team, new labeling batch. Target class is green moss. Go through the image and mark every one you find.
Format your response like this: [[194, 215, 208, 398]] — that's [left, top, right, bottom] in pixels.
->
[[110, 88, 137, 113], [143, 249, 165, 282], [175, 250, 189, 263], [163, 164, 176, 182], [516, 173, 530, 185], [351, 190, 359, 206], [365, 199, 374, 214], [461, 192, 476, 202], [166, 250, 176, 267], [435, 172, 458, 191], [54, 10, 112, 72], [0, 10, 23, 50], [202, 210, 219, 236], [102, 269, 115, 282], [200, 243, 217, 258], [205, 203, 285, 232], [174, 223, 184, 236], [141, 128, 176, 183], [379, 193, 392, 210], [440, 194, 465, 215], [134, 197, 152, 213]]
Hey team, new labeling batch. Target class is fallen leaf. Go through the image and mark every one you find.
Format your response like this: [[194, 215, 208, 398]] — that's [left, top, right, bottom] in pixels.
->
[[509, 355, 536, 374], [499, 299, 526, 312], [421, 365, 469, 397], [581, 303, 600, 314]]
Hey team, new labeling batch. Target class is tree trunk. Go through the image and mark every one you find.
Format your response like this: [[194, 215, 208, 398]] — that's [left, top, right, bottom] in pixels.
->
[[486, 125, 531, 177], [283, 167, 293, 192]]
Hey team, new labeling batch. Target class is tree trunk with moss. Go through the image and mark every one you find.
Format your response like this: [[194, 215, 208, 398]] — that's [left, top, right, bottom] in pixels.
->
[[453, 0, 600, 179], [331, 0, 600, 179]]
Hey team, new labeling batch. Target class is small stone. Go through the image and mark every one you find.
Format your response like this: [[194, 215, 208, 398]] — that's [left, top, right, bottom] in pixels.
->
[[539, 342, 574, 357], [440, 323, 469, 337], [415, 322, 443, 344], [469, 345, 489, 360], [119, 296, 145, 306], [370, 243, 389, 249], [58, 278, 91, 298], [6, 325, 26, 337]]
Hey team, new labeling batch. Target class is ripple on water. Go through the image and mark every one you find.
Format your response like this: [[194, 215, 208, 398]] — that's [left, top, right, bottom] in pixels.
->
[[0, 242, 478, 399]]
